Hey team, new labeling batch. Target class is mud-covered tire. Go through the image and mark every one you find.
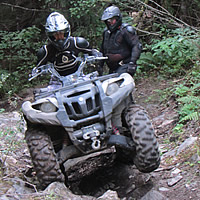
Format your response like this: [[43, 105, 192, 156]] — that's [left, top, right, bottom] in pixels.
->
[[25, 127, 65, 188], [125, 104, 160, 173]]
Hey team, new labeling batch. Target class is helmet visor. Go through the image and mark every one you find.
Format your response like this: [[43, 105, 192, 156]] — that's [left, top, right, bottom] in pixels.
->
[[48, 28, 70, 41], [106, 17, 117, 25], [105, 17, 119, 31], [53, 31, 64, 40], [47, 28, 70, 50]]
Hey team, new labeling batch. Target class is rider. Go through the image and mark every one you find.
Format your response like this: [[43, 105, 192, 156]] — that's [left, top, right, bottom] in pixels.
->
[[36, 12, 101, 77], [98, 5, 142, 76], [98, 6, 142, 131]]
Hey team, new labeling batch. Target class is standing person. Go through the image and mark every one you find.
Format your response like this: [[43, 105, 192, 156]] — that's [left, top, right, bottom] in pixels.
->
[[35, 12, 101, 78], [98, 5, 142, 76]]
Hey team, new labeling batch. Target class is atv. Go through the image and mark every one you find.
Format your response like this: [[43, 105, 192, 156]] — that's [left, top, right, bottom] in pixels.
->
[[22, 55, 160, 188]]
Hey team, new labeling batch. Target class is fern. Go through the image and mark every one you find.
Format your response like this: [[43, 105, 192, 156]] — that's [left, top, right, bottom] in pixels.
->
[[177, 95, 200, 123], [137, 52, 158, 72], [178, 96, 200, 104], [192, 82, 200, 90], [180, 112, 199, 122]]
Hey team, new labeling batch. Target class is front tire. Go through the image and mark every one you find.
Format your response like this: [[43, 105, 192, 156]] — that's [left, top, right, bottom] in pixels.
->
[[25, 126, 65, 188], [125, 104, 160, 173]]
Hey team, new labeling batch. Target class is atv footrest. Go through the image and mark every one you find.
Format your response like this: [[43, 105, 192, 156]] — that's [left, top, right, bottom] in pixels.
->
[[108, 135, 135, 151]]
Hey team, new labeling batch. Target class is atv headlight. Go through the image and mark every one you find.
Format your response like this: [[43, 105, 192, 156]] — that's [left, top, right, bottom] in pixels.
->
[[40, 102, 57, 113], [106, 83, 119, 96]]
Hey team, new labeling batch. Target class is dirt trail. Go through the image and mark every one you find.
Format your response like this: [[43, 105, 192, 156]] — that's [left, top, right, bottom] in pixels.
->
[[134, 76, 200, 200], [0, 75, 199, 200]]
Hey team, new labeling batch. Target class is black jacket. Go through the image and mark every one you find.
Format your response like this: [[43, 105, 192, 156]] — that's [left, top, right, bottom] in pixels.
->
[[100, 23, 142, 72], [37, 36, 98, 76]]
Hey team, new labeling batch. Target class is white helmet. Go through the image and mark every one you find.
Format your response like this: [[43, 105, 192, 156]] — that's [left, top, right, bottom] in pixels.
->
[[45, 12, 71, 50]]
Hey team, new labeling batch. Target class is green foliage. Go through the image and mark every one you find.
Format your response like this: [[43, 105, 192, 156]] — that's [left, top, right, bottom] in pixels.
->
[[137, 28, 200, 77], [0, 108, 5, 113], [136, 52, 158, 73], [0, 26, 41, 69], [150, 61, 199, 134], [171, 64, 200, 133], [180, 112, 199, 122], [0, 26, 43, 97], [0, 70, 10, 96], [184, 161, 195, 167], [172, 123, 184, 134], [0, 127, 25, 154], [174, 84, 191, 97], [67, 0, 106, 47], [174, 65, 200, 123], [178, 95, 200, 122]]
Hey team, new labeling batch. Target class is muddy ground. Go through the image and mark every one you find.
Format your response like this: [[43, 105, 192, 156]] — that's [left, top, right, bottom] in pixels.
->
[[0, 75, 199, 199]]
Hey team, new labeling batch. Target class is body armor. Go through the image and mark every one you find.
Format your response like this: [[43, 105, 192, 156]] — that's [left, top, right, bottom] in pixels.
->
[[37, 36, 95, 76], [101, 23, 142, 72]]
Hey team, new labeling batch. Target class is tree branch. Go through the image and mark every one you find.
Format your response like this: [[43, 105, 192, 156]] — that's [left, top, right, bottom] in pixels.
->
[[135, 27, 160, 36], [1, 2, 47, 12], [118, 0, 199, 32], [135, 0, 200, 32]]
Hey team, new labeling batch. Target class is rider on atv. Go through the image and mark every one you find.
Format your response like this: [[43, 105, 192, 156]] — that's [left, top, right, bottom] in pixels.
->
[[36, 12, 101, 77]]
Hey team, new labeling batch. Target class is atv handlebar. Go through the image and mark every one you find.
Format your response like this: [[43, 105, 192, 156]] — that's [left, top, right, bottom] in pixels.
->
[[29, 64, 52, 81], [29, 55, 108, 81]]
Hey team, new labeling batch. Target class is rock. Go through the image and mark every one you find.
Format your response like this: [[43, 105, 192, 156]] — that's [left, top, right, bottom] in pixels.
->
[[159, 144, 168, 154], [1, 177, 34, 200], [125, 184, 136, 194], [167, 175, 183, 187], [170, 168, 181, 176], [64, 147, 116, 181], [158, 119, 174, 128], [97, 190, 120, 200], [161, 148, 176, 159], [0, 112, 21, 124], [158, 187, 170, 192], [162, 137, 198, 160], [140, 189, 168, 200], [188, 153, 200, 163], [0, 155, 18, 175], [0, 195, 10, 200], [176, 137, 198, 155], [44, 182, 95, 200]]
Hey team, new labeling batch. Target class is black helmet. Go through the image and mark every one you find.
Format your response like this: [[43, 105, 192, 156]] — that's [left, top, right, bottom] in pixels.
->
[[45, 12, 71, 50], [101, 6, 122, 32]]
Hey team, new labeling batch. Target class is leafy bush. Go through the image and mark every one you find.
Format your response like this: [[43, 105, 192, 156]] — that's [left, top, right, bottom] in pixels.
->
[[137, 28, 200, 77], [0, 26, 43, 97], [172, 63, 200, 133], [0, 70, 10, 98], [179, 101, 199, 122], [175, 71, 200, 123], [149, 60, 200, 133], [67, 0, 106, 47]]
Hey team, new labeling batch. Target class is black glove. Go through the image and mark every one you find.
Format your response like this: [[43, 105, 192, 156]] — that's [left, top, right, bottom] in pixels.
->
[[97, 65, 103, 76], [126, 62, 137, 76], [31, 66, 40, 76], [92, 49, 103, 57]]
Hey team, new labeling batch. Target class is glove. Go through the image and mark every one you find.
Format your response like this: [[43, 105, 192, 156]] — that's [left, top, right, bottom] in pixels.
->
[[126, 62, 137, 76], [97, 65, 103, 76], [31, 65, 49, 77], [31, 66, 40, 76], [92, 49, 103, 57]]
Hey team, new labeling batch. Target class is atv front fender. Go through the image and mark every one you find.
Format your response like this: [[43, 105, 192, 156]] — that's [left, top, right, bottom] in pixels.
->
[[22, 101, 61, 125]]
